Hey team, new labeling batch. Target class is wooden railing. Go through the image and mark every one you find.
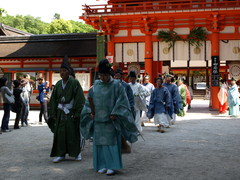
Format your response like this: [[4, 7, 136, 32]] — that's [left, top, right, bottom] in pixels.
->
[[82, 0, 240, 15]]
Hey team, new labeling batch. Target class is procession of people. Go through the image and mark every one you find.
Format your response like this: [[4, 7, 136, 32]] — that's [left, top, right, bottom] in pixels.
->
[[1, 56, 240, 176]]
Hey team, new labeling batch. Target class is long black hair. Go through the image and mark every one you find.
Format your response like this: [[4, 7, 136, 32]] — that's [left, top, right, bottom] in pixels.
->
[[0, 77, 7, 88]]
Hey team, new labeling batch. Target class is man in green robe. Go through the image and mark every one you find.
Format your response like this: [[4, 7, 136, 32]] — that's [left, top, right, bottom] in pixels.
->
[[48, 56, 85, 163], [81, 59, 138, 176], [177, 79, 187, 117]]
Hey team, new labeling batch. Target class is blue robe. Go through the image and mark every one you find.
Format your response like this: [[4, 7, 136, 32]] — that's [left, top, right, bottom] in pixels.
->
[[147, 87, 172, 118], [81, 78, 138, 171], [120, 80, 135, 117], [228, 84, 239, 116], [162, 83, 181, 115]]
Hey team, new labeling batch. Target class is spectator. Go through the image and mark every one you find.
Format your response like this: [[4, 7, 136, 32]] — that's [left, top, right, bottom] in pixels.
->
[[12, 80, 24, 129], [37, 77, 49, 124], [20, 79, 29, 127], [0, 77, 13, 132], [218, 79, 228, 114], [228, 77, 239, 117]]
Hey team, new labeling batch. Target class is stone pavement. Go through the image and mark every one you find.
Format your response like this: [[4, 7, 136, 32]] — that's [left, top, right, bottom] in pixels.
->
[[0, 99, 240, 180]]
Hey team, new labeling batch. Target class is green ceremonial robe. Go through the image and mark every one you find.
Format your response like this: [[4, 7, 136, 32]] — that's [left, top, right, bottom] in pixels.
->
[[81, 78, 138, 170], [48, 76, 85, 157], [178, 84, 187, 117]]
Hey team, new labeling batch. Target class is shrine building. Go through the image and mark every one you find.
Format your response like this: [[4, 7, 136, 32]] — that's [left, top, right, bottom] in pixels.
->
[[0, 24, 97, 107], [80, 0, 240, 109]]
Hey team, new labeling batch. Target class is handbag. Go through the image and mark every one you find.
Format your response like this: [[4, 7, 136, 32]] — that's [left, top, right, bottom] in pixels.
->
[[5, 93, 15, 104]]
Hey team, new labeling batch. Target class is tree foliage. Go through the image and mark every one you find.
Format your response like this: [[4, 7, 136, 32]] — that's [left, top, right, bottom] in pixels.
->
[[47, 19, 73, 34], [0, 8, 7, 16], [0, 8, 97, 34], [53, 13, 61, 20], [70, 20, 97, 33]]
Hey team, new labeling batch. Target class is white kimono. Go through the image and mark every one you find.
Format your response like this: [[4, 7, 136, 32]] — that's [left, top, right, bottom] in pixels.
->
[[129, 82, 150, 132]]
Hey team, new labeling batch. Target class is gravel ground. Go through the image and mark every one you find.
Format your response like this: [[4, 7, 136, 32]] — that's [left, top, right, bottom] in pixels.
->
[[0, 99, 240, 180]]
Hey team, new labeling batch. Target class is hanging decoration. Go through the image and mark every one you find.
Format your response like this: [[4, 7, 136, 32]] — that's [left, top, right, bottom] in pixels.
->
[[187, 27, 208, 48], [157, 30, 181, 49], [157, 27, 208, 49]]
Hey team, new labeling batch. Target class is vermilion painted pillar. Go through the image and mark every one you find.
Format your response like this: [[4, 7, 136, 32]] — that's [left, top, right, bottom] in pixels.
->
[[107, 35, 115, 63], [145, 33, 153, 82], [107, 35, 116, 71], [211, 32, 220, 110], [152, 61, 163, 84], [107, 35, 114, 58]]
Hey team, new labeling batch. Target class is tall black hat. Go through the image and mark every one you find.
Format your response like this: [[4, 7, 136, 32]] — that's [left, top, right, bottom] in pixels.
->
[[128, 71, 137, 78], [61, 55, 71, 70], [231, 77, 237, 81], [115, 68, 123, 75], [60, 55, 75, 78], [98, 59, 112, 74]]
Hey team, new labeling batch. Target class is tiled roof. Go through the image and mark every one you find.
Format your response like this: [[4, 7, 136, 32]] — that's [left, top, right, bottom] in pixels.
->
[[0, 33, 98, 58], [0, 23, 33, 36]]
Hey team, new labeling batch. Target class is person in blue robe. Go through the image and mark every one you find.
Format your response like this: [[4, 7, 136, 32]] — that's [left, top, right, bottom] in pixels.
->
[[114, 68, 135, 153], [114, 68, 135, 117], [228, 77, 239, 116], [162, 74, 181, 124], [147, 77, 173, 133], [81, 59, 138, 176]]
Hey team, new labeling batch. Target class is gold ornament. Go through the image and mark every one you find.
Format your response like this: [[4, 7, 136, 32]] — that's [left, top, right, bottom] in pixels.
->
[[127, 49, 134, 56], [194, 47, 201, 54], [232, 47, 240, 54], [163, 47, 169, 54]]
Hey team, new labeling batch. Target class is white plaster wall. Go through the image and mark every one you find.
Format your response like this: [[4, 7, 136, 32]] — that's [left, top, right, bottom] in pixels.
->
[[220, 40, 240, 60], [153, 41, 173, 61], [114, 30, 128, 37], [138, 43, 145, 62], [220, 26, 235, 34], [154, 40, 210, 62], [115, 43, 145, 62], [153, 28, 170, 36], [190, 41, 211, 60], [123, 43, 138, 62], [174, 41, 188, 61], [115, 43, 123, 63], [190, 60, 207, 67], [171, 61, 187, 67], [131, 29, 145, 36], [174, 28, 190, 35]]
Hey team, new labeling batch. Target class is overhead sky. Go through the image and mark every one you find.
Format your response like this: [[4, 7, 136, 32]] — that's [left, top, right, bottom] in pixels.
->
[[0, 0, 107, 23]]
